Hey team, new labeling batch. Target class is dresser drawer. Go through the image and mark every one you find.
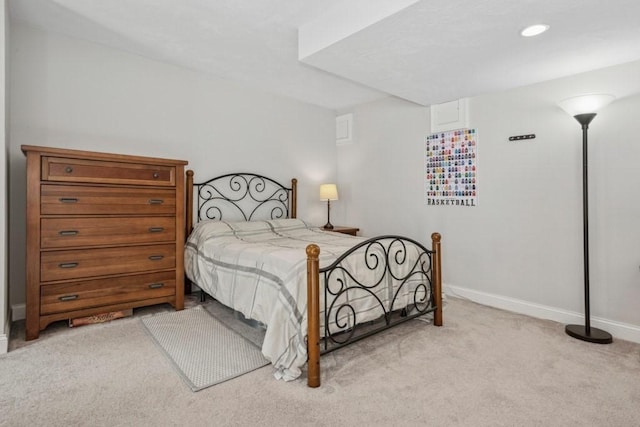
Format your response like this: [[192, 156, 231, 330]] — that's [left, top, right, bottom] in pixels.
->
[[42, 156, 175, 186], [41, 185, 176, 215], [41, 244, 176, 282], [41, 217, 176, 249], [40, 271, 176, 315]]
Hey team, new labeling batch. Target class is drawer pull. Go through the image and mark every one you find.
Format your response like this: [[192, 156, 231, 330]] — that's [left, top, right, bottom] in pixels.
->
[[65, 166, 73, 173], [148, 227, 164, 233], [59, 197, 78, 203], [148, 199, 164, 205], [148, 282, 165, 289], [58, 262, 78, 269], [58, 230, 79, 236], [153, 172, 160, 179], [148, 255, 164, 261], [58, 294, 78, 301]]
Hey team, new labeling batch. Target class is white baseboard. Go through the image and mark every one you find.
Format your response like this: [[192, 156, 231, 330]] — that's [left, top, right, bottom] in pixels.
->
[[1, 314, 8, 354], [444, 284, 640, 344], [11, 303, 25, 322]]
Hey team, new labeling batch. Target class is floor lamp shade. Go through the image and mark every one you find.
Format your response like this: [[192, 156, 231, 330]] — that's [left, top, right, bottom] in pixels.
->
[[558, 94, 615, 117], [558, 93, 615, 344], [320, 184, 338, 230]]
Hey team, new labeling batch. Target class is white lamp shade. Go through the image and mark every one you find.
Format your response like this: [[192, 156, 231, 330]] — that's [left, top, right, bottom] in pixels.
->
[[319, 184, 339, 201], [558, 93, 615, 116]]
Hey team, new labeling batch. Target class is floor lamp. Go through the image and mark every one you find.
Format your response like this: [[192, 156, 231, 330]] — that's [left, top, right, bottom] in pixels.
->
[[558, 93, 615, 344]]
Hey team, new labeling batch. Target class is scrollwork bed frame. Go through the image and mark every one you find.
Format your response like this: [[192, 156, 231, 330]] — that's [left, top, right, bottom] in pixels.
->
[[185, 171, 442, 388]]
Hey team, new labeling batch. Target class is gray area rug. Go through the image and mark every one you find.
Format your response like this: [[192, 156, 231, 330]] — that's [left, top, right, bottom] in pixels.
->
[[141, 305, 268, 391]]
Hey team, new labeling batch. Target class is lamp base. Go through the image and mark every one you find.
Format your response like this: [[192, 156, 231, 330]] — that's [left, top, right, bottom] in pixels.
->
[[323, 223, 334, 230], [565, 324, 612, 344]]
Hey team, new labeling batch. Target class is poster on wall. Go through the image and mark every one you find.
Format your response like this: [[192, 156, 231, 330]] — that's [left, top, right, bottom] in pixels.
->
[[425, 128, 478, 207]]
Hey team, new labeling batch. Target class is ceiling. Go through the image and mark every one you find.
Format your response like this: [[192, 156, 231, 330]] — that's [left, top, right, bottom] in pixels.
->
[[9, 0, 640, 111]]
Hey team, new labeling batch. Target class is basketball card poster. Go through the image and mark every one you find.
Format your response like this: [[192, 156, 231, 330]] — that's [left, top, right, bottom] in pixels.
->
[[425, 128, 478, 206]]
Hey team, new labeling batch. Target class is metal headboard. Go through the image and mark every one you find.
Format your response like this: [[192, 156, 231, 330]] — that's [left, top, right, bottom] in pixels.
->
[[185, 170, 297, 235]]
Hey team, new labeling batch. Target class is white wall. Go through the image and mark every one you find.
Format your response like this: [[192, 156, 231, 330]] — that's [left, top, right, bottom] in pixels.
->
[[339, 61, 640, 342], [337, 96, 429, 237], [9, 20, 640, 344], [0, 0, 8, 354], [8, 23, 338, 311]]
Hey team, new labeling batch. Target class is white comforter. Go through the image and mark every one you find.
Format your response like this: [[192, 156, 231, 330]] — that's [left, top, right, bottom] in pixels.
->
[[184, 218, 364, 381]]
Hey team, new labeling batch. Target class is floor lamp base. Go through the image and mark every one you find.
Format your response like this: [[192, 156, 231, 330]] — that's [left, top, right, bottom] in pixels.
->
[[565, 324, 613, 344]]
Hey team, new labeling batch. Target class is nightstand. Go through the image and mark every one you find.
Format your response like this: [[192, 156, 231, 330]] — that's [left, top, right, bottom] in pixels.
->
[[324, 226, 359, 236]]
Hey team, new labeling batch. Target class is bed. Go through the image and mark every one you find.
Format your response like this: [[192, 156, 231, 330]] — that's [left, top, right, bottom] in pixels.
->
[[184, 171, 443, 387]]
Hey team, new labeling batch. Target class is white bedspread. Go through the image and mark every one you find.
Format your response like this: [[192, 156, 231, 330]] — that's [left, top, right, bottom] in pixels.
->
[[184, 218, 364, 381]]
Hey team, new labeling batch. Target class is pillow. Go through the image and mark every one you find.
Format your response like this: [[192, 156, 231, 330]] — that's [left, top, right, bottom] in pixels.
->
[[265, 218, 311, 232], [189, 219, 313, 244], [191, 219, 235, 235], [187, 220, 236, 247]]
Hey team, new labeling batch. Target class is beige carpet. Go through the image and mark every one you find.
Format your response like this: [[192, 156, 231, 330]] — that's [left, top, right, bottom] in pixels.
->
[[2, 296, 640, 427]]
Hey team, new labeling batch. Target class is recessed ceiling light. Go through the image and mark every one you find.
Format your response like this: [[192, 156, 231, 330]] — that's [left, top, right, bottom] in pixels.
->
[[521, 24, 550, 37]]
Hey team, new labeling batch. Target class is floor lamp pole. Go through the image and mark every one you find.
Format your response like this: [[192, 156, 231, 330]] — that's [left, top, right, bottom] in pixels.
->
[[564, 113, 613, 344]]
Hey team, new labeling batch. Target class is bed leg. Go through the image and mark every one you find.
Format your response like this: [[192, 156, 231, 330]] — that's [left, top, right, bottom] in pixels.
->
[[431, 233, 443, 327], [306, 244, 321, 388]]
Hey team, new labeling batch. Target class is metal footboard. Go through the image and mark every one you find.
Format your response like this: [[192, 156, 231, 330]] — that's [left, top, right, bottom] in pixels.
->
[[306, 233, 442, 387]]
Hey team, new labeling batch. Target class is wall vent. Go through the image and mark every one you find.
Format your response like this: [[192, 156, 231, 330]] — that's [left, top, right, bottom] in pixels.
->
[[336, 113, 353, 145], [430, 98, 468, 132]]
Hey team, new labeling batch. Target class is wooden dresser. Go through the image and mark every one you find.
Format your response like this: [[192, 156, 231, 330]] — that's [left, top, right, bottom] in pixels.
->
[[22, 145, 188, 340]]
